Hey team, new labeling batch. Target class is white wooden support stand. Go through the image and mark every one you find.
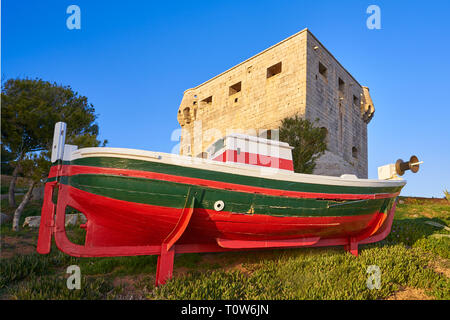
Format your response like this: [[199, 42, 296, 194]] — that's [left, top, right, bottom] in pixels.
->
[[51, 122, 67, 163], [51, 122, 77, 163]]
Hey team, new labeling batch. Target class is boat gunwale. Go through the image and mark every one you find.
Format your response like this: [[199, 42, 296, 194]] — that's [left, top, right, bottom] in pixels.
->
[[68, 147, 406, 189]]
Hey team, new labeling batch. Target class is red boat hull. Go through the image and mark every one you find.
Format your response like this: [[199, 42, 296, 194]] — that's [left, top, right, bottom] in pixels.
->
[[61, 184, 389, 247], [38, 178, 397, 286]]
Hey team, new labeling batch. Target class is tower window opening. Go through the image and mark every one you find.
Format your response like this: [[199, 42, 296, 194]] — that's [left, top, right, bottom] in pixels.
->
[[352, 147, 358, 158], [229, 82, 242, 95], [319, 62, 327, 78], [267, 62, 282, 78]]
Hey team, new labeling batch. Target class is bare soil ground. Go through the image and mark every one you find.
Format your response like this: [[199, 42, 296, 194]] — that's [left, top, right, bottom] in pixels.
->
[[112, 275, 152, 300], [1, 235, 37, 259], [428, 257, 450, 278], [387, 286, 432, 300]]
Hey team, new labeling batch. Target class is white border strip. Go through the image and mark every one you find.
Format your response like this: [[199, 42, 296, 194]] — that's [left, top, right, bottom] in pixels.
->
[[69, 147, 406, 189]]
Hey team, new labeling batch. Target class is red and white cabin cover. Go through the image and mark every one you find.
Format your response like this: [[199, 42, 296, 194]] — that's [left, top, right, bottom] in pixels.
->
[[206, 134, 294, 172]]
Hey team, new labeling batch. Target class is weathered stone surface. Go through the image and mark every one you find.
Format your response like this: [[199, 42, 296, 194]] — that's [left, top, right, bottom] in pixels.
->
[[64, 213, 87, 227], [176, 28, 374, 178], [314, 150, 358, 177], [0, 213, 12, 224], [22, 214, 87, 228], [23, 216, 41, 228]]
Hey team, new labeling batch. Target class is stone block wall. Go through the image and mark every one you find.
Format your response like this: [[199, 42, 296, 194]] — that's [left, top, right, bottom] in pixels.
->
[[177, 29, 374, 178], [304, 31, 370, 178]]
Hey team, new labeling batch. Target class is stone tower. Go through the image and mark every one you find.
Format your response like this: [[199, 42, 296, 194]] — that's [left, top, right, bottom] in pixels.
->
[[176, 28, 375, 178]]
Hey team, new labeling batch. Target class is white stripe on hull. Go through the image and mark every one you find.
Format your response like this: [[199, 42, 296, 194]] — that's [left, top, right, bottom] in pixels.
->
[[70, 147, 406, 189]]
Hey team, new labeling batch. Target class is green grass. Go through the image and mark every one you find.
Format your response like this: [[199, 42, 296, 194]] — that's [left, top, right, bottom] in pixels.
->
[[76, 255, 159, 276], [8, 275, 116, 300], [151, 199, 450, 300], [392, 199, 450, 259], [0, 252, 75, 289], [1, 197, 449, 300], [152, 245, 449, 300]]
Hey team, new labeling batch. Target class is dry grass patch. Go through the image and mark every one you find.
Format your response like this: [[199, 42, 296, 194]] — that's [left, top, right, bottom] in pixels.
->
[[387, 286, 432, 300]]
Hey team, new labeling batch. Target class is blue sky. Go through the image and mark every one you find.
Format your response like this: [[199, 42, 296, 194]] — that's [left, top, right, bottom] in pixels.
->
[[2, 0, 450, 197]]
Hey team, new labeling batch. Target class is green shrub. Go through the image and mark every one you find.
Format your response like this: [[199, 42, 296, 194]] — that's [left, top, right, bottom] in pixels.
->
[[444, 190, 450, 201]]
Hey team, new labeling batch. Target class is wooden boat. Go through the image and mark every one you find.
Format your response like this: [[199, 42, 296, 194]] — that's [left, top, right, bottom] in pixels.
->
[[37, 122, 415, 286]]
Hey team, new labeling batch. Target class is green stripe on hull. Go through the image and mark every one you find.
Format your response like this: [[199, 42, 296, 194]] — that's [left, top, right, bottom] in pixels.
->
[[63, 157, 402, 195], [62, 174, 391, 218]]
